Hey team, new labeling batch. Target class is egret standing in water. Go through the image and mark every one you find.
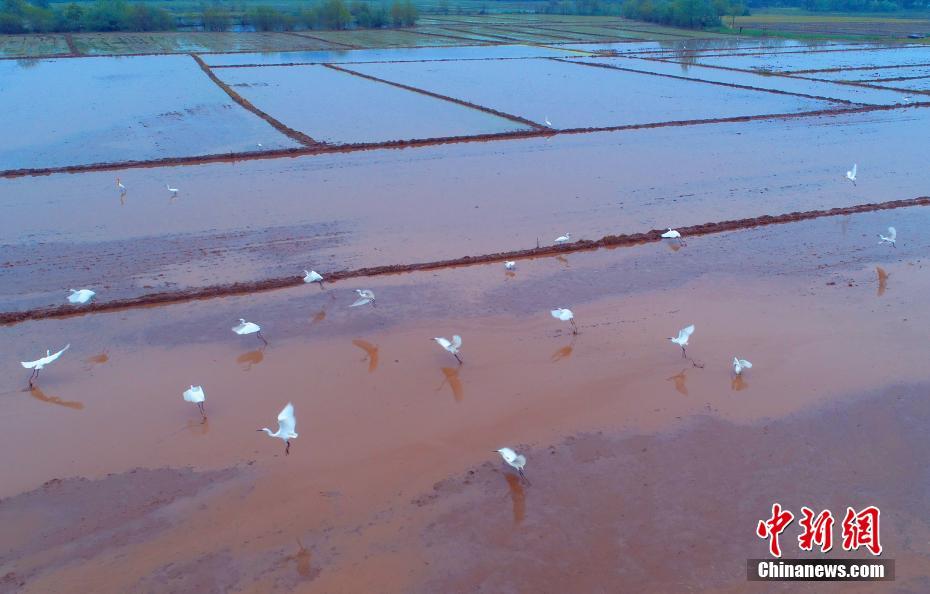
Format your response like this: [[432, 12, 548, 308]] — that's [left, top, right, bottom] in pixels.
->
[[732, 357, 752, 376], [878, 227, 896, 247], [846, 164, 857, 186], [116, 177, 126, 194], [350, 289, 375, 307], [233, 318, 267, 345], [495, 447, 529, 484], [433, 335, 463, 364], [183, 385, 206, 419], [303, 270, 324, 288], [21, 344, 70, 387], [67, 289, 95, 305], [166, 183, 179, 197], [668, 324, 695, 357], [504, 261, 516, 270], [258, 402, 298, 455], [551, 308, 577, 334], [544, 116, 552, 128], [554, 233, 571, 245], [661, 228, 683, 243]]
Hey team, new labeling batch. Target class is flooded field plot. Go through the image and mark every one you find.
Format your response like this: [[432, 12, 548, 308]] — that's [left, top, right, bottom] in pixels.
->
[[295, 28, 466, 48], [682, 44, 930, 73], [4, 108, 928, 312], [215, 64, 529, 144], [3, 204, 930, 592], [71, 32, 334, 56], [0, 55, 298, 172], [343, 57, 839, 129], [793, 63, 930, 81], [576, 56, 911, 105], [874, 77, 930, 91], [201, 43, 584, 66], [0, 34, 69, 58], [413, 27, 512, 43]]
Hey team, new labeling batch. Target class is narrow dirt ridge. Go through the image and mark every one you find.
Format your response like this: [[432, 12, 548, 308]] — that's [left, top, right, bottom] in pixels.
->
[[2, 196, 927, 325], [189, 53, 319, 147]]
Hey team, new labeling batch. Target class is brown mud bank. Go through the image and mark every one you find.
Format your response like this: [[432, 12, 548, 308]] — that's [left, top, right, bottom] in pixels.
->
[[410, 384, 930, 593], [3, 195, 927, 325]]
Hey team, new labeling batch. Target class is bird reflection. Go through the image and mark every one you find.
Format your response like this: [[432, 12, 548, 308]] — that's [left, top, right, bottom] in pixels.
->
[[87, 351, 109, 365], [731, 375, 749, 392], [352, 339, 379, 373], [186, 416, 210, 433], [285, 538, 320, 581], [435, 366, 463, 402], [30, 385, 84, 410], [840, 215, 851, 236], [505, 270, 516, 279], [505, 473, 526, 525], [666, 368, 688, 396], [556, 255, 569, 266], [666, 240, 682, 253], [311, 308, 326, 324], [876, 266, 889, 297], [236, 347, 265, 371]]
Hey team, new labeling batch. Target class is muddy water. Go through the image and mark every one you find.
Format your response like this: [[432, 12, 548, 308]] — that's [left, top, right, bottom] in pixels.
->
[[687, 44, 930, 73], [343, 58, 839, 129], [1, 208, 929, 591], [0, 55, 298, 171], [577, 56, 911, 105], [215, 64, 529, 144], [4, 107, 930, 312]]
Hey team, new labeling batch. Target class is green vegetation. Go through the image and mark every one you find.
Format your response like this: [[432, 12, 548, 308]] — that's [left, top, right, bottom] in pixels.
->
[[0, 0, 418, 33], [536, 0, 748, 28]]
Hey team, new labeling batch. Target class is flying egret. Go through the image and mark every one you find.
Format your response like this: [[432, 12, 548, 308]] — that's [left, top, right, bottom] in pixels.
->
[[544, 116, 552, 127], [551, 307, 577, 334], [350, 289, 375, 307], [554, 233, 571, 245], [504, 261, 516, 270], [166, 183, 179, 196], [258, 402, 298, 455], [495, 447, 529, 484], [433, 335, 463, 364], [67, 288, 95, 305], [232, 318, 267, 345], [846, 164, 857, 186], [668, 324, 695, 357], [661, 228, 682, 242], [116, 177, 126, 194], [303, 270, 324, 288], [21, 344, 70, 387], [183, 385, 206, 418], [878, 227, 896, 247], [732, 357, 752, 376]]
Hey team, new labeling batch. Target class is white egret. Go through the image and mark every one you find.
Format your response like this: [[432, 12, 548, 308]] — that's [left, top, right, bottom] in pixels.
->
[[551, 307, 577, 334], [878, 227, 896, 247], [183, 385, 206, 418], [67, 288, 95, 305], [732, 357, 752, 376], [166, 183, 179, 196], [544, 116, 552, 127], [233, 318, 267, 345], [21, 344, 70, 387], [846, 163, 857, 186], [303, 270, 324, 288], [495, 447, 529, 484], [350, 289, 375, 307], [433, 335, 463, 364], [554, 233, 571, 244], [661, 228, 682, 241], [258, 402, 298, 455], [504, 261, 516, 270], [668, 324, 695, 357], [116, 177, 126, 194]]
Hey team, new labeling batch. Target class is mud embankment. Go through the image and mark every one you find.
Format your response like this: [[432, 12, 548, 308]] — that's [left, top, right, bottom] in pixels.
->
[[2, 196, 927, 325]]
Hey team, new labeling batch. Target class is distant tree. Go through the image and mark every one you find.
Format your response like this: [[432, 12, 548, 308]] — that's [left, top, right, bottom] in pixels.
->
[[246, 6, 294, 31], [390, 0, 416, 26], [201, 4, 231, 31], [318, 0, 350, 29]]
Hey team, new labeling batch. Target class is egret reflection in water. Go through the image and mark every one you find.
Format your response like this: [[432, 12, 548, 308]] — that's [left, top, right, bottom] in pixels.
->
[[436, 366, 463, 401], [666, 368, 688, 396], [505, 473, 526, 525], [352, 339, 379, 373], [30, 385, 84, 410], [237, 347, 266, 371]]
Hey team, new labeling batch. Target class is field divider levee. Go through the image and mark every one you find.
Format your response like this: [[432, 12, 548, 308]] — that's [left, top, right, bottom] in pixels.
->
[[63, 34, 80, 56], [3, 196, 928, 325], [189, 53, 319, 147], [323, 63, 550, 130], [550, 57, 860, 106], [4, 102, 925, 179], [284, 31, 361, 49]]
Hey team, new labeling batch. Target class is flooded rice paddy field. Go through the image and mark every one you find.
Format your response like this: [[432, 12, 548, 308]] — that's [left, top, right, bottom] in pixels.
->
[[2, 33, 930, 592]]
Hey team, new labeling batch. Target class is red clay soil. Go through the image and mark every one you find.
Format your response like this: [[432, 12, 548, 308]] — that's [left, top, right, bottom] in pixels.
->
[[2, 195, 927, 325]]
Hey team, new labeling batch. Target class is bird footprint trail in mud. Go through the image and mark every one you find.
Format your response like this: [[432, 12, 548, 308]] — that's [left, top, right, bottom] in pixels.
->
[[2, 196, 929, 326]]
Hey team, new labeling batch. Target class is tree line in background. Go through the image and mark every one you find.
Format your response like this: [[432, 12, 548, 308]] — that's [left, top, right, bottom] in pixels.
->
[[541, 0, 747, 27], [0, 0, 417, 33]]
